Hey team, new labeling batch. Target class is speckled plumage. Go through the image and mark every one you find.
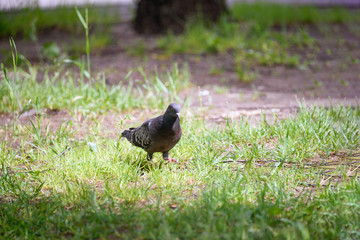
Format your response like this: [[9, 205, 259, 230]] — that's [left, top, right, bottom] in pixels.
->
[[121, 103, 182, 161]]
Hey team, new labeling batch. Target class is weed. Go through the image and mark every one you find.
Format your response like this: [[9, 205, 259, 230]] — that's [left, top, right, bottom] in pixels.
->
[[235, 64, 256, 82], [213, 85, 229, 94], [41, 42, 62, 61], [126, 40, 146, 57], [75, 7, 91, 80], [209, 66, 223, 76]]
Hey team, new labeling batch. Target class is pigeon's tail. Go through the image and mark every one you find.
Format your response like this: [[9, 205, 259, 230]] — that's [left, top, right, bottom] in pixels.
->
[[121, 127, 151, 150]]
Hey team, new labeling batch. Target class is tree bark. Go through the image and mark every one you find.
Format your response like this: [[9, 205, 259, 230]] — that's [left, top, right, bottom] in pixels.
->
[[133, 0, 228, 34]]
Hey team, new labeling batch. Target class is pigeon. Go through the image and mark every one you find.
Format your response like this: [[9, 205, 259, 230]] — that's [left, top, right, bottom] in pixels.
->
[[121, 103, 182, 163]]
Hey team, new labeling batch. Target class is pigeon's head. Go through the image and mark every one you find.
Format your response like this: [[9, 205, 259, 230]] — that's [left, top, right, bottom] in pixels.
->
[[165, 103, 181, 119]]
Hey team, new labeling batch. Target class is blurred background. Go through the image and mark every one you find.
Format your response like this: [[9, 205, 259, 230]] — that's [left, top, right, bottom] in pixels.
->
[[1, 0, 360, 10]]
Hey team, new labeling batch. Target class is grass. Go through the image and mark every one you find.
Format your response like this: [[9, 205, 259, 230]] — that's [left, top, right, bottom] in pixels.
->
[[0, 62, 191, 114], [157, 3, 360, 81], [1, 3, 360, 238], [1, 104, 359, 238], [231, 3, 360, 29], [157, 5, 333, 54], [0, 6, 120, 38], [0, 6, 120, 62], [156, 14, 305, 82], [1, 46, 360, 239]]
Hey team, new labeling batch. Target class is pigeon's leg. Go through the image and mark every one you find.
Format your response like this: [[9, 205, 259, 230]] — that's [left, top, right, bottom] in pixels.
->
[[162, 151, 179, 164], [147, 153, 153, 161]]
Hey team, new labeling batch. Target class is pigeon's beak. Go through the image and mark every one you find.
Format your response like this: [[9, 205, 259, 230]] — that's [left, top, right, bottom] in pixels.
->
[[176, 113, 180, 120]]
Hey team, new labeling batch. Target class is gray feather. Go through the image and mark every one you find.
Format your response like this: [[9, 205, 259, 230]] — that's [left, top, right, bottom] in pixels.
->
[[122, 121, 152, 150]]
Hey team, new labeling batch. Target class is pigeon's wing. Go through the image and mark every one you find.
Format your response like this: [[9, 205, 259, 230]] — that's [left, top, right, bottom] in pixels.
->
[[130, 120, 153, 149]]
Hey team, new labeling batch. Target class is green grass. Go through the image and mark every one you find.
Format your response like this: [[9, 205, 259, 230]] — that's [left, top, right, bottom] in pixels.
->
[[156, 15, 305, 82], [156, 16, 305, 81], [0, 6, 120, 38], [156, 3, 350, 55], [231, 3, 360, 29], [1, 105, 360, 238], [0, 7, 119, 61], [1, 38, 360, 237], [1, 4, 360, 238], [158, 3, 360, 57], [156, 3, 360, 81], [0, 61, 191, 114]]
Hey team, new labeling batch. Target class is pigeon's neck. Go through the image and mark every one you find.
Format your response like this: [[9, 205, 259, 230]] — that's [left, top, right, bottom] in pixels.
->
[[162, 114, 178, 130]]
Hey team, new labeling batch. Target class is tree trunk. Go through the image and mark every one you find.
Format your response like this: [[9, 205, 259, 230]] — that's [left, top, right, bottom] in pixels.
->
[[133, 0, 228, 34]]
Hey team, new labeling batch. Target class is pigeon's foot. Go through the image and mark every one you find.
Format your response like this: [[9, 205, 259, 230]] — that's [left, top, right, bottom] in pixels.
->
[[164, 158, 180, 164]]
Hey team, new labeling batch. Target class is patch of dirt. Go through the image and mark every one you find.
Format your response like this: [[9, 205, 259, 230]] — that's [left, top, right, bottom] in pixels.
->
[[90, 22, 360, 99]]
